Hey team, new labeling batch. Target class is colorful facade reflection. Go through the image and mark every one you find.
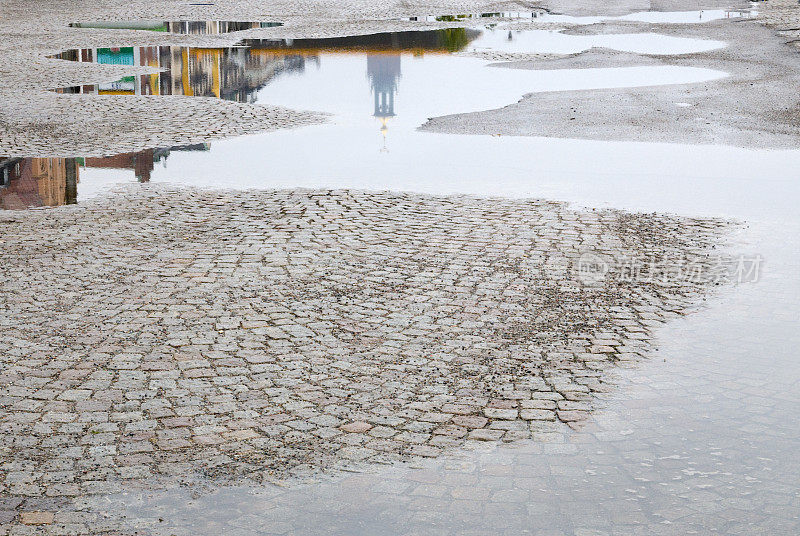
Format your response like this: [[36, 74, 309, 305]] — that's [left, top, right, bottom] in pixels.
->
[[54, 29, 479, 100], [57, 47, 313, 102]]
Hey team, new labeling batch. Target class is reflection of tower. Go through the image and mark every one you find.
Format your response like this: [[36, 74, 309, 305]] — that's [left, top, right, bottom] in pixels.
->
[[367, 55, 401, 152]]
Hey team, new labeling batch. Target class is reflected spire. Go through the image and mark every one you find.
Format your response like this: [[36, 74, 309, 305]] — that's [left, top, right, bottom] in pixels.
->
[[379, 117, 390, 153], [367, 55, 401, 152]]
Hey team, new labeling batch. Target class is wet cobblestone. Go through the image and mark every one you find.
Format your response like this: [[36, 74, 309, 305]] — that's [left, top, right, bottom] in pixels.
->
[[0, 185, 731, 532], [90, 226, 799, 536], [3, 0, 796, 533]]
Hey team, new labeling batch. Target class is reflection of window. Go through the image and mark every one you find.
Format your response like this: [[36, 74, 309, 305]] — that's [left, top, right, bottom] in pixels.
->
[[0, 161, 14, 187]]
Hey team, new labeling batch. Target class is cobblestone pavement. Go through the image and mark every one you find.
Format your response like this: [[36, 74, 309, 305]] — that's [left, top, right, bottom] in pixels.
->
[[79, 211, 799, 536], [0, 185, 731, 531], [95, 230, 800, 535], [4, 0, 800, 533]]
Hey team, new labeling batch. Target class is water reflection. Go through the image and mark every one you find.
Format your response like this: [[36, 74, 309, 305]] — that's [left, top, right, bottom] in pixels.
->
[[70, 21, 282, 34], [21, 28, 727, 209], [83, 144, 209, 183], [0, 144, 215, 208], [367, 55, 401, 150], [54, 30, 478, 103], [57, 47, 314, 103], [239, 29, 479, 53], [0, 157, 78, 210]]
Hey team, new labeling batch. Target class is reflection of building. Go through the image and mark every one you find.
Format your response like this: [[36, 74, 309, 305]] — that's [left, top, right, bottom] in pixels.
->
[[83, 144, 210, 182], [0, 158, 79, 210], [84, 150, 156, 182], [367, 55, 401, 150], [160, 48, 313, 102], [57, 46, 313, 103], [243, 28, 481, 54]]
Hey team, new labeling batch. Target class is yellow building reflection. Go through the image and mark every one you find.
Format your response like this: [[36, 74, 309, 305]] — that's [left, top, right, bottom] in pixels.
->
[[55, 29, 479, 103], [58, 46, 314, 103]]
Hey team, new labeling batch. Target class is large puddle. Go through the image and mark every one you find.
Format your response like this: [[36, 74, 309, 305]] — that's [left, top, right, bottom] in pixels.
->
[[50, 29, 722, 99], [5, 12, 799, 536], [2, 27, 727, 208]]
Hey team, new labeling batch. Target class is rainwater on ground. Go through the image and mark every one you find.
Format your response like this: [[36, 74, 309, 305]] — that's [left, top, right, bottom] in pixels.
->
[[71, 24, 800, 530], [3, 26, 726, 208], [3, 10, 800, 535]]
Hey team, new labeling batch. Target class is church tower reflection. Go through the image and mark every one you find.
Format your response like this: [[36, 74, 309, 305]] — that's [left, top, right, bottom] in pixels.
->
[[367, 55, 401, 151]]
